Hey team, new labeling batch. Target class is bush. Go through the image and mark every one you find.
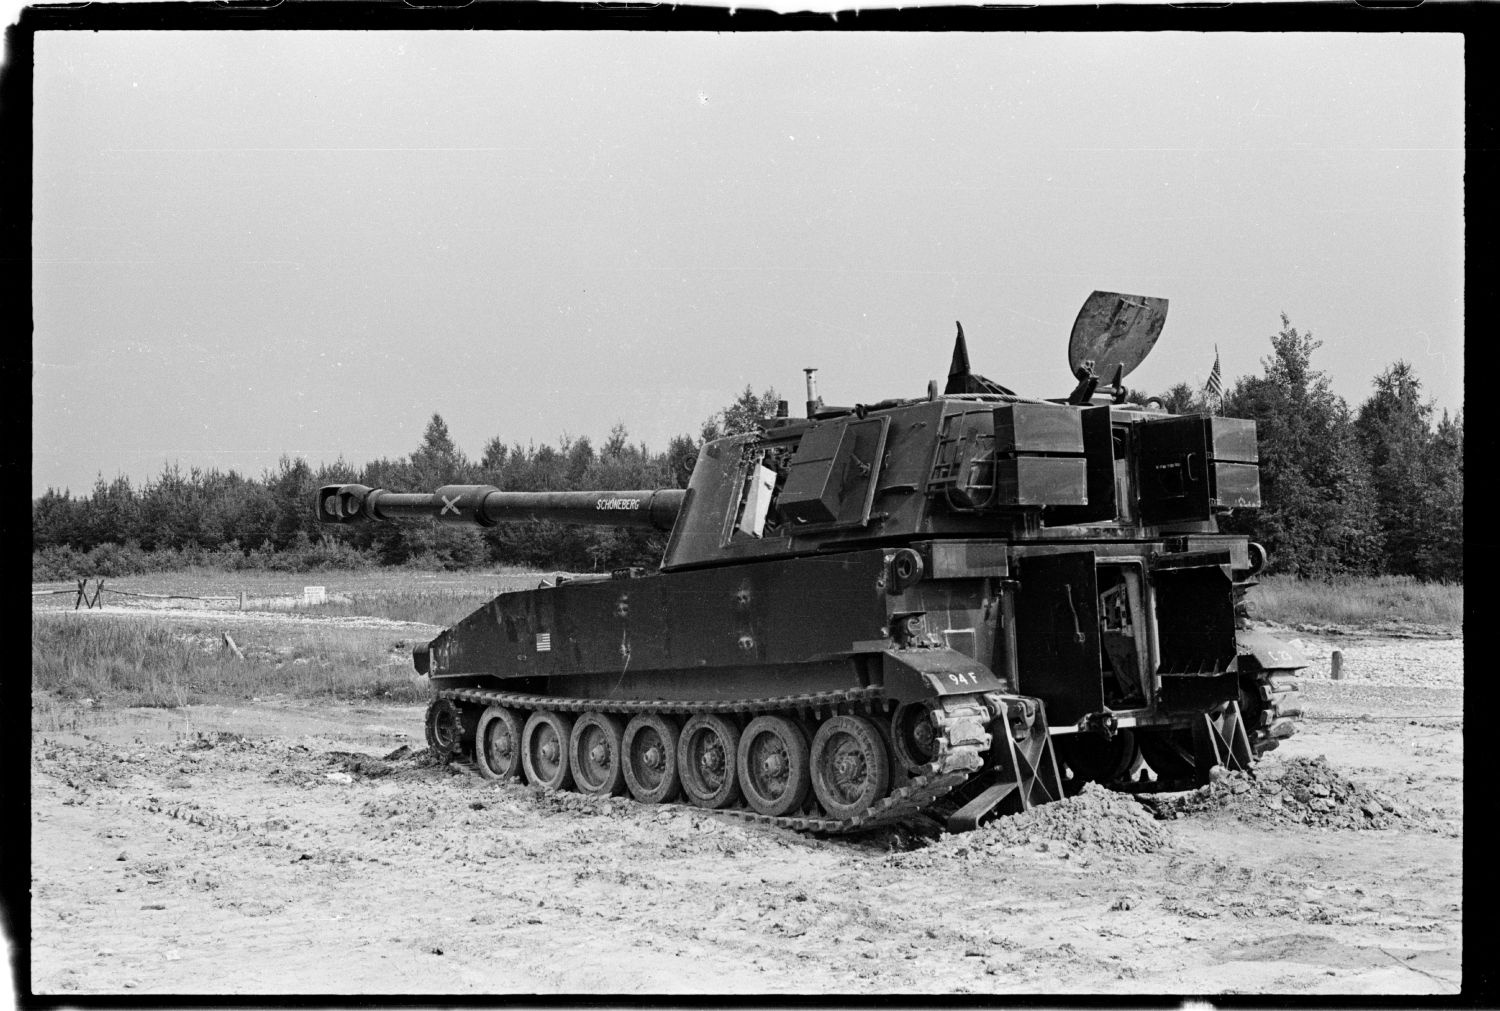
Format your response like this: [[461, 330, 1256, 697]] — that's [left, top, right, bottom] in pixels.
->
[[34, 540, 380, 580], [33, 544, 85, 581], [42, 541, 165, 579]]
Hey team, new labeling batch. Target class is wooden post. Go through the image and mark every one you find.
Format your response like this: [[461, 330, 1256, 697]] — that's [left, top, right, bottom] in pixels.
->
[[75, 578, 87, 610], [1331, 649, 1344, 680], [222, 633, 245, 661], [239, 590, 246, 611]]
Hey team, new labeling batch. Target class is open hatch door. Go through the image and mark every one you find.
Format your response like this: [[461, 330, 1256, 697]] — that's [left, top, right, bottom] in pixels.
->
[[1014, 551, 1102, 727]]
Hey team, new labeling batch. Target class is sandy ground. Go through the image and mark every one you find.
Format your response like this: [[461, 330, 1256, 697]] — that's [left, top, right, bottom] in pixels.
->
[[29, 618, 1462, 996]]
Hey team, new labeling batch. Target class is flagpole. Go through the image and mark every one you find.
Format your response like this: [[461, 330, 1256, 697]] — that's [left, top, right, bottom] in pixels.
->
[[1204, 343, 1224, 416]]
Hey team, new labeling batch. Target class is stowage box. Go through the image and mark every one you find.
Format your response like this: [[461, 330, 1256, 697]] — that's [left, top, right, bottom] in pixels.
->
[[1138, 415, 1261, 523], [991, 404, 1088, 507]]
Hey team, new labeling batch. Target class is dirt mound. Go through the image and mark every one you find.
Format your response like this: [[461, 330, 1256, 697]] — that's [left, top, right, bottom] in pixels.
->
[[184, 730, 254, 752], [323, 751, 397, 779], [1143, 755, 1410, 830], [529, 786, 642, 819], [976, 782, 1175, 854], [887, 783, 1173, 867]]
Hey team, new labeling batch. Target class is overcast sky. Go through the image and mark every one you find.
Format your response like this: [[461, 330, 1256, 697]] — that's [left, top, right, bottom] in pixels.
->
[[32, 31, 1464, 497]]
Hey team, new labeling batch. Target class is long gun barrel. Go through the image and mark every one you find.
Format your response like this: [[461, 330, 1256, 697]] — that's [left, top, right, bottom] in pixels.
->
[[317, 483, 685, 533]]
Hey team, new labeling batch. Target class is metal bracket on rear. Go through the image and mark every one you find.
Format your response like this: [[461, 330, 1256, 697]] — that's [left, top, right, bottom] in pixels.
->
[[1192, 699, 1253, 774], [945, 695, 1065, 832]]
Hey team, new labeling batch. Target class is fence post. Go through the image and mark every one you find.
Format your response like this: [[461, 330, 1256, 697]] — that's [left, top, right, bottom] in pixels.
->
[[75, 578, 87, 610], [239, 590, 246, 611]]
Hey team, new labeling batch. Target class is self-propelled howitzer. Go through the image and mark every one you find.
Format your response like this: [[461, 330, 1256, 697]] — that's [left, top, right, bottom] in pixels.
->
[[316, 291, 1305, 834]]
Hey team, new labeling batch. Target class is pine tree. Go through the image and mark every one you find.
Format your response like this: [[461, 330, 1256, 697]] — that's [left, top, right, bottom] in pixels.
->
[[401, 413, 487, 567], [479, 437, 509, 476], [1418, 408, 1463, 581], [32, 487, 83, 550], [410, 413, 471, 488], [1219, 315, 1379, 578], [1355, 361, 1434, 576]]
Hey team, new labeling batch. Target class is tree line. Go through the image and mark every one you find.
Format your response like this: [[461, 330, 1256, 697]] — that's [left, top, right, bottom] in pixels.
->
[[33, 319, 1460, 582], [31, 390, 779, 578], [1132, 316, 1462, 582]]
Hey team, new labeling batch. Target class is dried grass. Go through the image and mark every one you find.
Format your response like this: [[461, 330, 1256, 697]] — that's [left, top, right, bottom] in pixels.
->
[[32, 614, 430, 709], [1247, 575, 1462, 630]]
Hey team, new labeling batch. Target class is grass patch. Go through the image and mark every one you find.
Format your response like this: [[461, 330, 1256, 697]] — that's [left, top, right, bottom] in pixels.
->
[[31, 566, 547, 598], [308, 587, 522, 626], [32, 567, 547, 626], [1248, 575, 1463, 630], [32, 613, 432, 709]]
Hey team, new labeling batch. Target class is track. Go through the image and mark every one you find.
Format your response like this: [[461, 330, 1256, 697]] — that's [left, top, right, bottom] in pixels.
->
[[434, 686, 995, 835], [1242, 669, 1302, 756]]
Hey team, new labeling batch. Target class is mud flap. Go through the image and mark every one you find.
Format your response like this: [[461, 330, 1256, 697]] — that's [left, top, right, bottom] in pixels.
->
[[1234, 629, 1309, 672], [879, 647, 1007, 703], [1193, 699, 1252, 775], [946, 696, 1064, 832]]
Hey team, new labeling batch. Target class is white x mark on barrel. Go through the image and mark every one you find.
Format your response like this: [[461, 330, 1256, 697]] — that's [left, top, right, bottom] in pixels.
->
[[440, 495, 461, 515]]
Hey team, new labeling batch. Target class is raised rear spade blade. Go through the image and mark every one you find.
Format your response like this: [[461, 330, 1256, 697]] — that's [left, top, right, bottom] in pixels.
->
[[1068, 291, 1169, 384]]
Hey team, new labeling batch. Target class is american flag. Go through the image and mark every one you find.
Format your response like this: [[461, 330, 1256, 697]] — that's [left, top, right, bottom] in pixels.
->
[[1205, 346, 1223, 398]]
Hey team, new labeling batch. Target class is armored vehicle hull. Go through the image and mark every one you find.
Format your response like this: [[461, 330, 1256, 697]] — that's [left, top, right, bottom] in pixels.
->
[[317, 292, 1304, 832]]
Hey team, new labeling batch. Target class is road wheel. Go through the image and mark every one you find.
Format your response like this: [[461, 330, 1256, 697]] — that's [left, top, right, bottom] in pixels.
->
[[738, 715, 811, 817], [570, 712, 626, 797], [473, 706, 525, 782], [678, 714, 741, 809], [622, 713, 682, 804], [521, 710, 575, 791], [890, 702, 939, 773], [809, 715, 890, 820]]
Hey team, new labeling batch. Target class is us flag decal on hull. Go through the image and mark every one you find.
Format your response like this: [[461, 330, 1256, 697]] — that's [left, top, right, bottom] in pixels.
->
[[535, 632, 552, 652]]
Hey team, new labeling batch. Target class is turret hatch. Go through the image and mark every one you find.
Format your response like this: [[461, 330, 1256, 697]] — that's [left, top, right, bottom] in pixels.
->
[[775, 416, 889, 528]]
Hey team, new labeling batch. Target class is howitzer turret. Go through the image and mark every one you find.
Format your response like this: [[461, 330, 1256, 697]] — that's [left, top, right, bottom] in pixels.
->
[[315, 290, 1305, 835], [318, 483, 684, 533]]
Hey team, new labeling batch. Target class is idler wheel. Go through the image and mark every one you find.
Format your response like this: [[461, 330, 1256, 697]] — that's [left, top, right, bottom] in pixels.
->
[[677, 714, 742, 810], [569, 712, 627, 797], [622, 713, 682, 804], [737, 715, 811, 818], [521, 710, 575, 791], [424, 698, 468, 762], [474, 705, 525, 782], [810, 715, 891, 820]]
